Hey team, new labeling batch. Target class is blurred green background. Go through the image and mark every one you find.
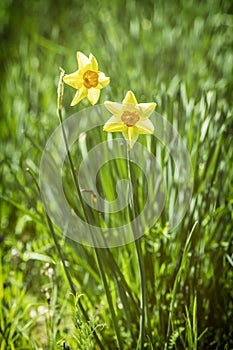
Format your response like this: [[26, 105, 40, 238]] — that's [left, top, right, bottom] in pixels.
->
[[0, 0, 233, 349]]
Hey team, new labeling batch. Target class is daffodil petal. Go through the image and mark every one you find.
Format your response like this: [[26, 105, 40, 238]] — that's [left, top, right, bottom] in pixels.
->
[[136, 119, 154, 134], [104, 101, 123, 118], [89, 54, 98, 71], [87, 87, 100, 105], [103, 116, 126, 132], [63, 71, 83, 89], [77, 51, 90, 70], [71, 86, 87, 106], [121, 104, 138, 114], [98, 72, 110, 88], [122, 127, 139, 148], [128, 127, 139, 143], [138, 103, 157, 119], [122, 91, 138, 105]]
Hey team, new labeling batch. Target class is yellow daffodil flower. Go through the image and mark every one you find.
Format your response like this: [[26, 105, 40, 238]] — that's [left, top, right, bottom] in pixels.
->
[[63, 51, 110, 106], [103, 91, 156, 149]]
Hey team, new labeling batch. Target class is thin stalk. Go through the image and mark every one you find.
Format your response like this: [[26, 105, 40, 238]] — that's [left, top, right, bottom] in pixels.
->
[[105, 247, 140, 310], [27, 167, 105, 350], [127, 149, 146, 350], [57, 106, 123, 348], [114, 270, 138, 345], [90, 210, 139, 343]]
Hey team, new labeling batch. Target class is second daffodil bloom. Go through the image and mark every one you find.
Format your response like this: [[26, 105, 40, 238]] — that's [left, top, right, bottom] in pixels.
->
[[63, 51, 110, 106], [103, 91, 156, 149]]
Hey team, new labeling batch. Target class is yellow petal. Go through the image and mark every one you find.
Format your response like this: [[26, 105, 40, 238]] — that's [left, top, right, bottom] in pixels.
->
[[137, 102, 157, 119], [63, 71, 83, 89], [136, 119, 154, 134], [87, 87, 100, 105], [89, 54, 98, 71], [104, 101, 123, 119], [103, 116, 126, 132], [71, 86, 87, 106], [122, 91, 138, 105], [98, 72, 110, 88], [122, 127, 139, 149], [77, 51, 90, 70]]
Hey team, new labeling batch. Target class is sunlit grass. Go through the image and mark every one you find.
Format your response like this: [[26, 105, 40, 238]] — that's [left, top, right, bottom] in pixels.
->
[[0, 0, 233, 349]]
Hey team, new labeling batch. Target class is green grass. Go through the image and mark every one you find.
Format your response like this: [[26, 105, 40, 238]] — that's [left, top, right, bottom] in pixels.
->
[[1, 0, 233, 349]]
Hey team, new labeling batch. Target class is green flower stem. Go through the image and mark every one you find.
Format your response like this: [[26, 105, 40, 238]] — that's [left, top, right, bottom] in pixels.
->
[[89, 209, 139, 344], [127, 148, 146, 350], [105, 247, 140, 311], [103, 245, 139, 344], [26, 167, 105, 350], [57, 107, 124, 349]]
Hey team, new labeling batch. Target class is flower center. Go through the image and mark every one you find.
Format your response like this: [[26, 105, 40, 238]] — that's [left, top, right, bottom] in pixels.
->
[[83, 70, 98, 88], [121, 110, 140, 127]]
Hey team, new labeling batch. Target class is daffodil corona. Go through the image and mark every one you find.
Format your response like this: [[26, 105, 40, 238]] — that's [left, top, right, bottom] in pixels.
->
[[63, 52, 110, 106], [103, 91, 156, 149]]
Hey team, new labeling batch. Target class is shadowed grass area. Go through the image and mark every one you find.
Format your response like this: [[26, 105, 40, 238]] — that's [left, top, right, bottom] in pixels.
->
[[0, 0, 233, 349]]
